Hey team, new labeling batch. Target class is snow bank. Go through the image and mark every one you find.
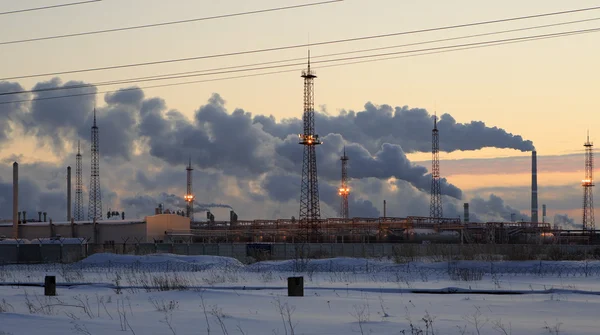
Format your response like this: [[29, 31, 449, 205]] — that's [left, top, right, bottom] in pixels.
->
[[247, 257, 394, 272], [77, 253, 243, 271]]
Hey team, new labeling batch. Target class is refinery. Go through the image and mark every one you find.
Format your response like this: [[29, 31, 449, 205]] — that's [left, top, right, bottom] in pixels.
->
[[1, 56, 598, 246]]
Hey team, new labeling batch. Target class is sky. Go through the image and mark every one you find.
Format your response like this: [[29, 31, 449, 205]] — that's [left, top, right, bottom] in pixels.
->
[[0, 0, 597, 226]]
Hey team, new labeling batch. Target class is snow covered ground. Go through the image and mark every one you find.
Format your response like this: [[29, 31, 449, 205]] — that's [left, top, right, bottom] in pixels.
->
[[1, 253, 599, 334]]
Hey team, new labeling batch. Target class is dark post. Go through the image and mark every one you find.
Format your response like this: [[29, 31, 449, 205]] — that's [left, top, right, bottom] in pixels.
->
[[287, 276, 304, 297], [44, 276, 56, 296]]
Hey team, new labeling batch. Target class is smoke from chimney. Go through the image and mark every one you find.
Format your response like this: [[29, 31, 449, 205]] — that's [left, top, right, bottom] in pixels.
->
[[531, 151, 538, 223]]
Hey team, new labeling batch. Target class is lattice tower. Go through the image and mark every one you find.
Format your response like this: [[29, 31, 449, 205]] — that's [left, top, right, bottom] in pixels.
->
[[430, 113, 443, 221], [185, 157, 195, 221], [298, 51, 322, 242], [74, 140, 84, 220], [339, 147, 349, 219], [582, 132, 595, 232], [88, 108, 102, 221]]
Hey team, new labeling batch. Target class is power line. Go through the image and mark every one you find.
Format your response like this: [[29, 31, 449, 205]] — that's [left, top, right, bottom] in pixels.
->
[[3, 4, 600, 81], [1, 25, 598, 106], [0, 0, 101, 16], [2, 25, 600, 97], [0, 0, 342, 46]]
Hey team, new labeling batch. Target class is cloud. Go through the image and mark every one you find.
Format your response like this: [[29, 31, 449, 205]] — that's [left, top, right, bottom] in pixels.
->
[[0, 81, 538, 222]]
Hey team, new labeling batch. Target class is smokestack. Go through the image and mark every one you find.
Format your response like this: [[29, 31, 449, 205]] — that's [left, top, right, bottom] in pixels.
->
[[38, 211, 42, 222], [383, 200, 387, 218], [463, 203, 470, 223], [67, 166, 72, 222], [43, 212, 47, 222], [531, 150, 538, 223], [22, 211, 26, 223], [542, 204, 547, 223], [12, 162, 18, 238]]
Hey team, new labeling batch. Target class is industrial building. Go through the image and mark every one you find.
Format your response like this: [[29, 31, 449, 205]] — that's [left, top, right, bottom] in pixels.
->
[[0, 213, 190, 244]]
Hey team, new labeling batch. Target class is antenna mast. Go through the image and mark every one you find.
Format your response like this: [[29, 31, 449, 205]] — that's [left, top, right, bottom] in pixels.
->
[[185, 157, 195, 221], [298, 50, 322, 242], [582, 131, 595, 233], [88, 107, 102, 221], [74, 141, 84, 220], [430, 113, 443, 221], [339, 147, 349, 219]]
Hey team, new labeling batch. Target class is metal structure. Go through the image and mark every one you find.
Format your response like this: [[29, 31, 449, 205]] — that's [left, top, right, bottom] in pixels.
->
[[430, 114, 443, 221], [298, 52, 322, 241], [88, 108, 102, 221], [582, 132, 595, 232], [184, 157, 195, 221], [339, 147, 349, 218], [74, 141, 84, 221], [531, 151, 538, 223], [67, 166, 72, 221], [12, 162, 18, 239]]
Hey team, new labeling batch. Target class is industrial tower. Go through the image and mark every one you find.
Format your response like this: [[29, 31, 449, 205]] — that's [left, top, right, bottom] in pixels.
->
[[430, 114, 443, 221], [339, 147, 349, 219], [582, 132, 595, 232], [184, 157, 195, 221], [298, 52, 322, 241], [74, 141, 84, 221], [88, 108, 102, 221]]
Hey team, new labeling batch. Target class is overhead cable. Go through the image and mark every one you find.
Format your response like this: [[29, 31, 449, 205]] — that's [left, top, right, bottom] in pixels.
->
[[0, 0, 343, 46], [3, 4, 600, 81], [1, 25, 599, 105], [0, 0, 101, 16]]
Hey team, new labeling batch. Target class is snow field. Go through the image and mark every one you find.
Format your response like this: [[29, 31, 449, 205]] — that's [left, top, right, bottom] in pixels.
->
[[0, 254, 599, 334]]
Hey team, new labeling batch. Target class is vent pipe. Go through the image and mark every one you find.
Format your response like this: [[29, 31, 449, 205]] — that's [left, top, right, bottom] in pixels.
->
[[67, 166, 72, 222], [531, 151, 539, 223], [12, 162, 18, 238]]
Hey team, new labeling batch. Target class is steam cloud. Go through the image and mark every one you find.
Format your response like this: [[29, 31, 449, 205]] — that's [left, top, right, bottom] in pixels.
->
[[0, 79, 536, 220]]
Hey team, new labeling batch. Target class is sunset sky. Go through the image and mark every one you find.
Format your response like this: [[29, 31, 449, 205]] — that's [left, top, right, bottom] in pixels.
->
[[0, 0, 597, 225]]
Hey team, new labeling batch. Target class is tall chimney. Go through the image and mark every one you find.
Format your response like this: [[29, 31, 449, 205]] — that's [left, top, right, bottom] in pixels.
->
[[22, 211, 26, 223], [383, 200, 387, 218], [531, 150, 538, 223], [542, 204, 547, 223], [43, 212, 47, 222], [67, 166, 72, 222], [463, 203, 470, 223], [12, 162, 18, 238], [38, 211, 42, 222]]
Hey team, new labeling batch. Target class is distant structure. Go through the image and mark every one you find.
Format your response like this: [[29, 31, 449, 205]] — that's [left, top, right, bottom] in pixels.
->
[[184, 157, 195, 221], [12, 162, 18, 239], [430, 113, 443, 221], [67, 166, 72, 222], [582, 132, 595, 232], [531, 151, 538, 223], [74, 141, 84, 221], [298, 51, 322, 241], [338, 147, 349, 219], [88, 108, 102, 221]]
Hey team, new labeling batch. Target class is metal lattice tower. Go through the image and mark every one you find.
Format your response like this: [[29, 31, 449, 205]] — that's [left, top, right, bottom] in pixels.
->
[[88, 108, 102, 221], [339, 147, 349, 219], [184, 157, 195, 222], [430, 113, 443, 221], [74, 141, 84, 221], [298, 51, 322, 241], [582, 131, 595, 232]]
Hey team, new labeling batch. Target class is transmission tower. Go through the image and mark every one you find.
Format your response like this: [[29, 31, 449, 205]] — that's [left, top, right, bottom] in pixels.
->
[[582, 131, 595, 232], [430, 113, 443, 221], [339, 147, 349, 219], [74, 141, 84, 221], [298, 51, 322, 241], [184, 157, 195, 221], [88, 108, 102, 221]]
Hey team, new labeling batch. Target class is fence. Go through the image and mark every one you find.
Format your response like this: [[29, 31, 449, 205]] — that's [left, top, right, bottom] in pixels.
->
[[1, 242, 600, 265]]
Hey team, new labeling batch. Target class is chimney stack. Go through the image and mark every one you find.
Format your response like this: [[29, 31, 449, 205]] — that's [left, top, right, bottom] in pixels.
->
[[22, 211, 26, 223], [38, 211, 42, 222], [383, 200, 387, 218], [67, 166, 72, 222], [43, 212, 47, 222], [542, 204, 547, 223], [12, 162, 18, 238], [463, 203, 470, 223], [531, 150, 538, 223]]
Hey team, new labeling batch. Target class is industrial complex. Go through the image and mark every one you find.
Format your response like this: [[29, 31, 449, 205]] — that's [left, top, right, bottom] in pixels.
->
[[1, 56, 598, 246]]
